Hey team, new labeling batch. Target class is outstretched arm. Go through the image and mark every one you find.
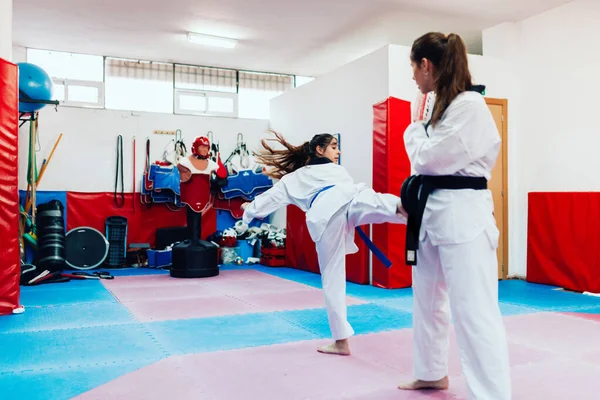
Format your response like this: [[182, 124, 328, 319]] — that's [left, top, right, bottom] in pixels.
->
[[242, 180, 291, 224]]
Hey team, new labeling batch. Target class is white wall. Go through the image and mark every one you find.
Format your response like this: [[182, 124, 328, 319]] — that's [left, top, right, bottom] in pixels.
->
[[482, 0, 600, 277], [269, 45, 391, 229], [270, 45, 391, 187], [18, 107, 269, 193], [0, 0, 12, 61], [14, 44, 270, 194], [12, 45, 26, 63]]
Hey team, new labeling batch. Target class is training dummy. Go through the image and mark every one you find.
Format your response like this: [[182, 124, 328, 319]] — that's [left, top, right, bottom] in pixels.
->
[[241, 130, 407, 356], [177, 136, 219, 213]]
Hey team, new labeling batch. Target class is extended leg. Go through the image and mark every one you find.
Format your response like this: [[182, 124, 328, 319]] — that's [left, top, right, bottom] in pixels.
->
[[439, 229, 511, 400], [399, 235, 451, 390], [315, 208, 354, 355], [347, 188, 406, 228]]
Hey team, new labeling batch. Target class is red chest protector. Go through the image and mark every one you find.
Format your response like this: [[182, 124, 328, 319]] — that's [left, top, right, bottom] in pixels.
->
[[179, 173, 213, 213], [213, 192, 245, 219]]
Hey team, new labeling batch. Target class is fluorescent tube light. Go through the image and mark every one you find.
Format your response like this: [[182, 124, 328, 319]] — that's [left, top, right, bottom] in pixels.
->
[[187, 33, 237, 49]]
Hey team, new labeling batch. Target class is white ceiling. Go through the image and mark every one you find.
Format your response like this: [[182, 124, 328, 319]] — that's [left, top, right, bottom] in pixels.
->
[[12, 0, 571, 77]]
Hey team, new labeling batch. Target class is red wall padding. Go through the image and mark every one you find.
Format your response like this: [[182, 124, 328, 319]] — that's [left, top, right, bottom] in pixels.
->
[[527, 192, 600, 293], [66, 192, 216, 247], [371, 96, 413, 289], [285, 205, 370, 284], [285, 205, 319, 274], [0, 58, 21, 315]]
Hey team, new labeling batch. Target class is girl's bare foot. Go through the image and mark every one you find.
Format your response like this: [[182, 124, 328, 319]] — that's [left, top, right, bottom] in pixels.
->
[[398, 376, 449, 390], [317, 339, 351, 356]]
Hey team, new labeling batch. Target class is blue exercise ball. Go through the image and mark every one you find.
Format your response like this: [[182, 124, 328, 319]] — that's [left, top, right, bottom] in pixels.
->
[[17, 62, 54, 113]]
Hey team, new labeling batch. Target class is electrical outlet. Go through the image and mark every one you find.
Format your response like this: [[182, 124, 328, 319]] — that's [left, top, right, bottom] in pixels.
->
[[153, 130, 177, 135]]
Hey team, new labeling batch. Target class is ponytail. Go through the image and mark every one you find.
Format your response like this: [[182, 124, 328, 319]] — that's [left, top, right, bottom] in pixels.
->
[[254, 130, 336, 179], [254, 130, 311, 180], [410, 32, 473, 126]]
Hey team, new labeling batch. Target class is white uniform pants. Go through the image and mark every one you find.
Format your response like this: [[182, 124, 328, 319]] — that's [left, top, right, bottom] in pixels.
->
[[315, 189, 405, 340], [412, 230, 511, 400]]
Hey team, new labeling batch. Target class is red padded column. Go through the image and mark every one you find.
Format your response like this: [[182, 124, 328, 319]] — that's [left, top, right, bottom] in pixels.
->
[[284, 205, 370, 284], [371, 96, 412, 289], [285, 205, 319, 274], [0, 58, 21, 315]]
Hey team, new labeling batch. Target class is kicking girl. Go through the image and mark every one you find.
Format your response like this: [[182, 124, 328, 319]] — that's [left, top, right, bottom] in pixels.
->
[[241, 130, 407, 356]]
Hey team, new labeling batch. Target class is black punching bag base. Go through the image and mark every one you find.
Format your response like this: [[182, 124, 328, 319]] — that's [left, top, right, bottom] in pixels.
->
[[170, 239, 219, 278]]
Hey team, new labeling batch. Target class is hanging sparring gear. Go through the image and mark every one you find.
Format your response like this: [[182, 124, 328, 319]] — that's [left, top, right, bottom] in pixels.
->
[[207, 131, 228, 183], [141, 137, 153, 206], [114, 135, 124, 207], [162, 129, 187, 165], [223, 133, 252, 174], [212, 192, 246, 219], [221, 133, 273, 200], [220, 166, 273, 201], [191, 135, 211, 160]]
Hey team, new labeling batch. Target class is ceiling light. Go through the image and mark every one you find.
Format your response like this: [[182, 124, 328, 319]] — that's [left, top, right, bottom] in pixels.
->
[[187, 33, 237, 49]]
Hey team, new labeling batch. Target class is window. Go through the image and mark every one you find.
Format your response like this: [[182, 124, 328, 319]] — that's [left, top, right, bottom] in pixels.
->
[[25, 48, 308, 118], [104, 58, 173, 113], [174, 64, 236, 93], [295, 76, 315, 87], [53, 79, 104, 108], [174, 89, 237, 117], [173, 65, 238, 117], [26, 49, 104, 108], [237, 71, 294, 119], [26, 49, 104, 82]]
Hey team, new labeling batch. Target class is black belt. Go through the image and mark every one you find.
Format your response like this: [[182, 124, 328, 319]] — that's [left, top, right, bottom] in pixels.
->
[[400, 174, 487, 266]]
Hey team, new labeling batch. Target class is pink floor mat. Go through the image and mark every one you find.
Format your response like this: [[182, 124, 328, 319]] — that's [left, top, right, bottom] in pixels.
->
[[103, 269, 363, 322], [75, 312, 600, 400], [502, 312, 600, 356]]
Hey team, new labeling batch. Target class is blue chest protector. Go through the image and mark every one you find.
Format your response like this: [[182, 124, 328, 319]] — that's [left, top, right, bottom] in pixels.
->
[[221, 169, 273, 201], [145, 164, 181, 204]]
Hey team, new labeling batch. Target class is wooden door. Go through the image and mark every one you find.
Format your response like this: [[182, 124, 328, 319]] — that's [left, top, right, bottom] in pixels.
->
[[485, 99, 508, 279]]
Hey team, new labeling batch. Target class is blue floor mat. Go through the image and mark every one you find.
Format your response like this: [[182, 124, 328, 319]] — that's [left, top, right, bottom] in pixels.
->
[[0, 360, 151, 400], [498, 279, 558, 291], [347, 283, 412, 301], [19, 280, 116, 307], [0, 302, 135, 334], [498, 280, 600, 311], [274, 303, 413, 338], [144, 312, 318, 355], [376, 297, 414, 313], [377, 296, 539, 317], [0, 323, 165, 374], [498, 302, 539, 317], [257, 266, 413, 300], [562, 305, 600, 314]]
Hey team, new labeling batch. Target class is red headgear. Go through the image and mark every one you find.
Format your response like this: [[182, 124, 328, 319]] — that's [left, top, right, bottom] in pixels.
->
[[192, 136, 210, 159]]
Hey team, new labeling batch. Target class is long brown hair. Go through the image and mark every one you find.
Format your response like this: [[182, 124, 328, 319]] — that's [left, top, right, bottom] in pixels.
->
[[254, 130, 336, 179], [411, 32, 473, 126]]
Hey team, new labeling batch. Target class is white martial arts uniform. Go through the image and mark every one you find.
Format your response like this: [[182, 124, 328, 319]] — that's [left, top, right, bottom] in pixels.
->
[[404, 91, 511, 400], [243, 160, 406, 340]]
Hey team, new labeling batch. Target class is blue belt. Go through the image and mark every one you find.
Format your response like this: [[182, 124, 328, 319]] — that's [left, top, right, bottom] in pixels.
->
[[310, 185, 393, 269]]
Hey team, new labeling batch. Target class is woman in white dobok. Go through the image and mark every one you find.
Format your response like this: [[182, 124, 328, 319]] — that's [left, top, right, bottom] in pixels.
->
[[398, 31, 511, 400], [242, 131, 407, 356]]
